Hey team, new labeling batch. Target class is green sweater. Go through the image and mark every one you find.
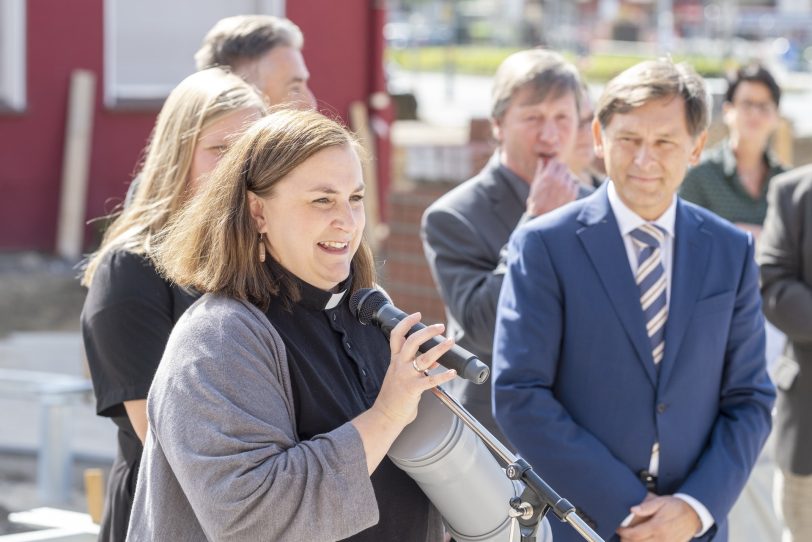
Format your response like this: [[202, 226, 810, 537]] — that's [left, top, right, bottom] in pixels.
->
[[680, 140, 786, 225]]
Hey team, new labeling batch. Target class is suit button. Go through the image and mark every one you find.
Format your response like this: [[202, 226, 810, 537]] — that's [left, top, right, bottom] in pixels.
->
[[657, 403, 667, 414]]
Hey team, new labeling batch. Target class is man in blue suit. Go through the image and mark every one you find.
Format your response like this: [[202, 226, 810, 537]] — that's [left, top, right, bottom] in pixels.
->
[[493, 60, 775, 542]]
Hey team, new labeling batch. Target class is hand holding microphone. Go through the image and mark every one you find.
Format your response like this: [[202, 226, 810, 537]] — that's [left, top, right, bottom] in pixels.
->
[[351, 305, 457, 476], [350, 288, 490, 384], [373, 313, 457, 428], [351, 289, 601, 542]]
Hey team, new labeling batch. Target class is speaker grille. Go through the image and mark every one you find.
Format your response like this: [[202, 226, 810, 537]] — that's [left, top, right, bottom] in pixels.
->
[[349, 288, 388, 324]]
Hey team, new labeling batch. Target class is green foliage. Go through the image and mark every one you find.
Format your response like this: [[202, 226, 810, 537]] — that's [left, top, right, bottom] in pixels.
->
[[387, 46, 727, 81]]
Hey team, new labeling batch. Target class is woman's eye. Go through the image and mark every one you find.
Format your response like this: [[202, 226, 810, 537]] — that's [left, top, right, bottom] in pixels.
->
[[351, 194, 365, 202]]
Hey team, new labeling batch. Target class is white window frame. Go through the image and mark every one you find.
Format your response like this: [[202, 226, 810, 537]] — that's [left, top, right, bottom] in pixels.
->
[[103, 0, 285, 109], [0, 0, 26, 113]]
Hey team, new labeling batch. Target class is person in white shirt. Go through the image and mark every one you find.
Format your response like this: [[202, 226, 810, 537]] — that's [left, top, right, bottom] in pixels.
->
[[493, 59, 775, 542]]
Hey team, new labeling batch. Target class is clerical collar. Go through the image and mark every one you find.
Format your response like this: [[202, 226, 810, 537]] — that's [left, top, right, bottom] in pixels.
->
[[293, 274, 352, 311]]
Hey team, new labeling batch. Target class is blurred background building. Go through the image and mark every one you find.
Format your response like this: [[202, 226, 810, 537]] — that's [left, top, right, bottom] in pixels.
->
[[3, 0, 812, 254], [0, 0, 389, 253], [386, 0, 812, 62]]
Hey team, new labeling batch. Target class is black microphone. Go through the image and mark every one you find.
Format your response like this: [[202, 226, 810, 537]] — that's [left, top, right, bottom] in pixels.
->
[[349, 288, 489, 384]]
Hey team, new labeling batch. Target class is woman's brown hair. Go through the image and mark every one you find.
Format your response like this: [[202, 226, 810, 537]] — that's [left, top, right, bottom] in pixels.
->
[[155, 109, 375, 310]]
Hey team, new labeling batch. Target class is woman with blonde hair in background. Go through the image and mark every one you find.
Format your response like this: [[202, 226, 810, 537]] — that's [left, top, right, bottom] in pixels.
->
[[126, 109, 457, 541], [80, 67, 266, 542]]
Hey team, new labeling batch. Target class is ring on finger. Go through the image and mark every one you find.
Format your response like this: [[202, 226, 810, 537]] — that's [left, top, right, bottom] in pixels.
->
[[412, 359, 425, 373]]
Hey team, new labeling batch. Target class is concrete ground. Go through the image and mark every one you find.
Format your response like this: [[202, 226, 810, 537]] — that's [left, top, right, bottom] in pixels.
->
[[0, 253, 115, 535]]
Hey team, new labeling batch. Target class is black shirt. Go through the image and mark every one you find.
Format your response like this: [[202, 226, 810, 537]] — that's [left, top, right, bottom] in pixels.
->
[[81, 248, 197, 542], [265, 276, 433, 542]]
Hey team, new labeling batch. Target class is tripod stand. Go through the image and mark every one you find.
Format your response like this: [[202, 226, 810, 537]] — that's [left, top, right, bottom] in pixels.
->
[[429, 385, 604, 542]]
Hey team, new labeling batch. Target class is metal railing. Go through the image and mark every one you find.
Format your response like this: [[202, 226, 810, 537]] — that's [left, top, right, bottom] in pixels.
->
[[0, 368, 92, 505]]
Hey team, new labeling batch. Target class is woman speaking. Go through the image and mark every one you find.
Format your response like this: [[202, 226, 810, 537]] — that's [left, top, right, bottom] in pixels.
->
[[126, 109, 457, 541]]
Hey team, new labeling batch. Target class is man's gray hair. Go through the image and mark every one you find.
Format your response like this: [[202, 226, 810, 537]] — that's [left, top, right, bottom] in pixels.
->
[[490, 49, 582, 120], [595, 59, 711, 137], [195, 15, 304, 71]]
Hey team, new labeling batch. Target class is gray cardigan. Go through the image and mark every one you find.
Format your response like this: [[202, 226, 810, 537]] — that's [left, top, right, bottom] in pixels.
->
[[126, 293, 414, 541]]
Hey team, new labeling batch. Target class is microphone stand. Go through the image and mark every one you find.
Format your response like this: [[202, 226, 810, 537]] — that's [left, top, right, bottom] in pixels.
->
[[430, 385, 604, 542]]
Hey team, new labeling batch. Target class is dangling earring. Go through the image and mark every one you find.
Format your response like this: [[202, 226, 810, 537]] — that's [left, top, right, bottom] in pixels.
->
[[258, 233, 266, 263]]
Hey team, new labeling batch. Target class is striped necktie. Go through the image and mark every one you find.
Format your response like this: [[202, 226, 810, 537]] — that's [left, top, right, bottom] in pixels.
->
[[630, 224, 667, 366]]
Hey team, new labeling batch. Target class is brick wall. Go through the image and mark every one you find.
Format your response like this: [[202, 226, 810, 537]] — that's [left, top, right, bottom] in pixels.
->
[[378, 183, 453, 325], [379, 131, 494, 326]]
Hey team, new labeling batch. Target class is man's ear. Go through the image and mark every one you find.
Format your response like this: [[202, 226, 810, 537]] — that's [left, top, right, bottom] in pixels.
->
[[247, 191, 266, 232], [689, 130, 708, 165], [592, 118, 605, 159], [721, 101, 735, 127], [491, 117, 502, 143]]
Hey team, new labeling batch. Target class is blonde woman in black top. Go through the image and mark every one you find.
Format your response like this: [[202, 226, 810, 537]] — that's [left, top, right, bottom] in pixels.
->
[[80, 68, 265, 542]]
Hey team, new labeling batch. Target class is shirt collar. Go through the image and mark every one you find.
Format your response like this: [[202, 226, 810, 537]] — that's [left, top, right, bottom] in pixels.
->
[[495, 158, 532, 203], [765, 148, 783, 171], [721, 138, 783, 177], [293, 274, 351, 311], [720, 139, 738, 178], [607, 180, 676, 239]]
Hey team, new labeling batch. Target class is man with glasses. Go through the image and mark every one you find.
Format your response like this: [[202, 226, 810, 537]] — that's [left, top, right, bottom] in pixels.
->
[[680, 64, 785, 241]]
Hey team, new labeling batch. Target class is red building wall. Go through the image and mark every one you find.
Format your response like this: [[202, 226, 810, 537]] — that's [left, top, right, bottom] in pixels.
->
[[0, 0, 156, 251], [291, 0, 392, 220], [0, 0, 387, 252]]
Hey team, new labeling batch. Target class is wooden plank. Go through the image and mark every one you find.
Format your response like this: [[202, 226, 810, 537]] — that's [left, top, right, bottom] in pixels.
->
[[349, 101, 382, 252], [56, 70, 95, 260], [83, 469, 104, 525], [772, 116, 793, 166]]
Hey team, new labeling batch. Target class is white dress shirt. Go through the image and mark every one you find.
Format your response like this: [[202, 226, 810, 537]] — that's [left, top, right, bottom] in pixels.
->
[[607, 181, 714, 536]]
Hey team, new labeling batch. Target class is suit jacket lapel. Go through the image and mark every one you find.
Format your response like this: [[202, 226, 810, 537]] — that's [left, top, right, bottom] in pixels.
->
[[577, 186, 658, 387], [658, 200, 710, 389], [486, 164, 527, 233]]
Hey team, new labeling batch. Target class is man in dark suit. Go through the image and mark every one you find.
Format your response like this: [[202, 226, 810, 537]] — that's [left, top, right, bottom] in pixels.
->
[[758, 164, 812, 542], [493, 60, 775, 542], [421, 49, 587, 443]]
